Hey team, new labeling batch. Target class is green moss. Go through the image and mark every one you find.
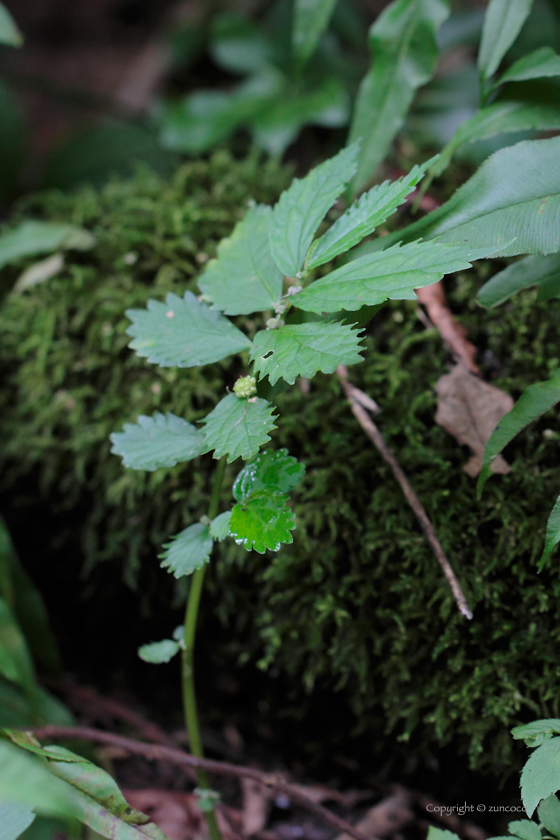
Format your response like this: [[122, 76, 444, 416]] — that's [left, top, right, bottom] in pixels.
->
[[1, 153, 560, 776]]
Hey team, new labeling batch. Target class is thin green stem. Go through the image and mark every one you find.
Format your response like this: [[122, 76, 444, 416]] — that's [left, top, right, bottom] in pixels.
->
[[182, 455, 227, 840]]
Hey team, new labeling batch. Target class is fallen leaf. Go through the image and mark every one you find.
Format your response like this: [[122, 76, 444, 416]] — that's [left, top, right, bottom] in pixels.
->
[[417, 281, 479, 373], [334, 788, 414, 840], [123, 789, 240, 840], [434, 363, 514, 477], [242, 778, 271, 836]]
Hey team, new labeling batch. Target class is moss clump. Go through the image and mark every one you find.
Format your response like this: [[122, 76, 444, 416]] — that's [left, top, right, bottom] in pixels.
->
[[1, 155, 560, 776]]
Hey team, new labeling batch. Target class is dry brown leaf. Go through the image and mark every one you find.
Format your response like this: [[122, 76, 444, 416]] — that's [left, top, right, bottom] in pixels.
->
[[417, 282, 479, 373], [335, 788, 414, 840], [434, 363, 514, 477], [242, 778, 272, 836], [123, 789, 239, 840]]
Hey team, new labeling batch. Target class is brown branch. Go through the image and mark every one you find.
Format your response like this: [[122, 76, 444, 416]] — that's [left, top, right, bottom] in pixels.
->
[[30, 726, 378, 840], [337, 366, 473, 620]]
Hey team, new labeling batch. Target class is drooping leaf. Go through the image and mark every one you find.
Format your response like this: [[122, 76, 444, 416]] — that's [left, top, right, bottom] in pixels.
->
[[426, 100, 560, 179], [0, 221, 94, 270], [478, 370, 560, 492], [512, 720, 560, 747], [0, 740, 76, 818], [200, 394, 277, 462], [4, 731, 169, 839], [520, 737, 560, 817], [478, 0, 534, 85], [233, 449, 305, 502], [540, 496, 560, 571], [110, 413, 205, 471], [0, 677, 72, 730], [126, 291, 251, 368], [348, 0, 449, 196], [305, 159, 436, 269], [160, 523, 213, 579], [0, 597, 35, 694], [292, 241, 499, 313], [380, 136, 560, 256], [508, 820, 542, 840], [497, 47, 560, 85], [478, 254, 560, 307], [250, 321, 364, 384], [0, 801, 36, 840], [269, 145, 358, 277], [538, 794, 560, 837], [229, 489, 296, 553], [198, 204, 283, 315], [0, 3, 22, 47], [293, 0, 338, 68], [209, 511, 232, 541], [138, 640, 180, 664]]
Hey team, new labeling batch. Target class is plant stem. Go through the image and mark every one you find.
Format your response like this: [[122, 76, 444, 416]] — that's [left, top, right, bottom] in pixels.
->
[[182, 455, 227, 840]]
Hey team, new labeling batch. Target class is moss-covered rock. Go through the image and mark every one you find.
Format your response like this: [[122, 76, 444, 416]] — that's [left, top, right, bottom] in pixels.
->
[[1, 152, 560, 777]]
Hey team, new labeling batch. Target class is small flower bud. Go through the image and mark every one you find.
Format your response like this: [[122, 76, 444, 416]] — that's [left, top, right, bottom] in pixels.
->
[[233, 376, 257, 398], [266, 316, 284, 330]]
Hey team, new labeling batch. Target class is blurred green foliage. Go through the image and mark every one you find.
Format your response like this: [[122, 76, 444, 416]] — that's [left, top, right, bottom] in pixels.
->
[[1, 154, 560, 775]]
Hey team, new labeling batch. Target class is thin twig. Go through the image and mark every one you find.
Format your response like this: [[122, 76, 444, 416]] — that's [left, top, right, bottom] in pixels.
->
[[30, 726, 378, 840], [337, 366, 473, 620]]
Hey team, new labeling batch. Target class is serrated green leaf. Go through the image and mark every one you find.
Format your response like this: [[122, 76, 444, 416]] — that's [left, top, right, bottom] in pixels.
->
[[0, 3, 22, 47], [110, 413, 205, 471], [198, 204, 283, 315], [293, 0, 338, 68], [201, 394, 277, 462], [126, 291, 251, 368], [478, 0, 534, 84], [209, 511, 232, 541], [250, 321, 364, 385], [0, 221, 94, 270], [0, 740, 76, 818], [233, 449, 305, 502], [292, 241, 499, 313], [539, 496, 560, 571], [160, 523, 212, 579], [498, 47, 560, 85], [538, 795, 560, 837], [380, 136, 560, 257], [427, 829, 461, 840], [478, 370, 560, 493], [348, 0, 449, 196], [138, 640, 180, 664], [269, 145, 358, 277], [4, 731, 169, 839], [513, 720, 560, 746], [521, 737, 560, 817], [478, 254, 560, 307], [427, 100, 560, 180], [0, 801, 36, 840], [229, 489, 295, 553], [305, 159, 436, 269], [508, 820, 541, 840]]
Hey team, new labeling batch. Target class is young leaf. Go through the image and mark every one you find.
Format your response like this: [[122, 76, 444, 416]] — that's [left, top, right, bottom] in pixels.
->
[[508, 820, 542, 840], [110, 413, 205, 471], [233, 449, 305, 502], [512, 720, 560, 747], [0, 3, 23, 47], [379, 136, 560, 257], [160, 523, 213, 578], [478, 254, 560, 307], [198, 204, 283, 315], [478, 370, 560, 492], [0, 740, 76, 818], [269, 145, 358, 277], [538, 794, 560, 837], [126, 291, 251, 368], [4, 731, 169, 839], [138, 639, 180, 664], [293, 0, 338, 68], [201, 394, 277, 462], [229, 489, 296, 553], [0, 220, 94, 270], [497, 47, 560, 85], [348, 0, 449, 196], [210, 511, 232, 541], [0, 801, 36, 840], [305, 159, 436, 269], [520, 737, 560, 817], [427, 829, 461, 840], [292, 241, 499, 313], [540, 496, 560, 571], [250, 321, 364, 385], [478, 0, 534, 85]]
